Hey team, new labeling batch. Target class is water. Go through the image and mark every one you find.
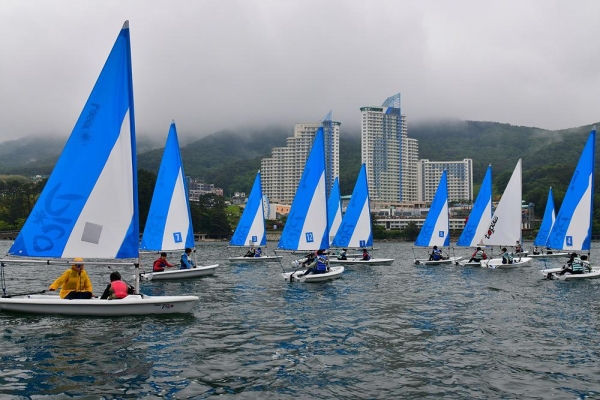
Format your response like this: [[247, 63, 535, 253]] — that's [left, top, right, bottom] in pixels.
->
[[1, 241, 600, 399]]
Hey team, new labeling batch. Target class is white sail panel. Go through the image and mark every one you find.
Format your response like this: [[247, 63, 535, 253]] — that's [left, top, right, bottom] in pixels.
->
[[161, 169, 191, 250], [296, 173, 328, 251]]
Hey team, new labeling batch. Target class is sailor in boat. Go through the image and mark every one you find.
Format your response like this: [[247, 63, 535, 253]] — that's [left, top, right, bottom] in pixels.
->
[[100, 271, 134, 300], [244, 248, 256, 257], [48, 258, 94, 299], [337, 249, 348, 260], [254, 247, 263, 257], [428, 246, 442, 261], [555, 253, 591, 277], [468, 247, 487, 263], [362, 248, 371, 261], [501, 248, 514, 264], [515, 241, 524, 254], [153, 252, 175, 272], [298, 250, 329, 277], [180, 248, 196, 269]]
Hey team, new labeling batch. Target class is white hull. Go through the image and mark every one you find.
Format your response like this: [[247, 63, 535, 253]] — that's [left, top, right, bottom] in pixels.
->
[[529, 252, 570, 259], [228, 256, 282, 262], [541, 267, 600, 280], [0, 294, 198, 316], [140, 264, 218, 281], [483, 257, 533, 269], [329, 258, 395, 266], [282, 266, 344, 282], [414, 256, 463, 266]]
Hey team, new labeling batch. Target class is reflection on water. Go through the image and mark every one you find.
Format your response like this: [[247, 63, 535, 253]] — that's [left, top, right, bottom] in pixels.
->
[[1, 240, 600, 398]]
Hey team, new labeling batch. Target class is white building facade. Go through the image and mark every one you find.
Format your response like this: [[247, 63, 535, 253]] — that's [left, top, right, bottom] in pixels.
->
[[417, 158, 473, 203], [360, 93, 418, 205], [261, 118, 340, 204]]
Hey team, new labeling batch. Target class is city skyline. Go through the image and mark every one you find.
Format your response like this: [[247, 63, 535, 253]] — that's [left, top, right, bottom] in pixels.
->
[[1, 1, 599, 143]]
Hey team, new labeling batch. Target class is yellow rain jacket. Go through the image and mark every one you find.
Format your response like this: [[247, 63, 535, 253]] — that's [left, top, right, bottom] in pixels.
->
[[49, 265, 94, 299]]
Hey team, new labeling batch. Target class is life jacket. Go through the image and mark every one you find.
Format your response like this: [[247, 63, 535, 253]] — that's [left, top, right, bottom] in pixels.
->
[[363, 252, 371, 260], [316, 255, 328, 272], [502, 252, 513, 263], [153, 258, 166, 272], [473, 250, 483, 260], [110, 280, 129, 299], [254, 249, 262, 257], [571, 257, 585, 273], [432, 250, 441, 261]]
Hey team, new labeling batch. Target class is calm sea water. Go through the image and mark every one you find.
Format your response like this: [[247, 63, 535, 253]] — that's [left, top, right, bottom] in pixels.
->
[[0, 240, 599, 399]]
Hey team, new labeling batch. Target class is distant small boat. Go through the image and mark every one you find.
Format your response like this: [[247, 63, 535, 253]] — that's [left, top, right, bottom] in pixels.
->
[[139, 122, 217, 281], [228, 171, 282, 263], [480, 160, 532, 268], [541, 127, 600, 280], [329, 164, 394, 266], [277, 127, 344, 282], [529, 187, 569, 259], [413, 171, 462, 266]]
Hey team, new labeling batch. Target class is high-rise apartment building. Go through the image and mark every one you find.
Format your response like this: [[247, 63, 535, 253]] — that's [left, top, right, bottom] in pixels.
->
[[360, 93, 418, 204], [417, 159, 473, 203], [261, 116, 340, 204]]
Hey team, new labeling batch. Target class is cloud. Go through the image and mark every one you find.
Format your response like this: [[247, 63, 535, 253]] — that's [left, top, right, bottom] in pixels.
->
[[0, 0, 599, 142]]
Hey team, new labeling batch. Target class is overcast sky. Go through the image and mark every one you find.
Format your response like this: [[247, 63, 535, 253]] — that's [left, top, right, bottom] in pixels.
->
[[1, 0, 599, 142]]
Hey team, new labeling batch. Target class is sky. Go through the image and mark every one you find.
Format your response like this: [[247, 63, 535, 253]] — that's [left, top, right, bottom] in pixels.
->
[[1, 0, 599, 142]]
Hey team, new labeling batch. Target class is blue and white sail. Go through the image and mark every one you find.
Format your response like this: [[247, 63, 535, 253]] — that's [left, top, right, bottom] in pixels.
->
[[9, 22, 138, 259], [481, 159, 523, 247], [277, 127, 329, 251], [327, 177, 342, 246], [331, 164, 373, 249], [547, 128, 596, 251], [456, 165, 493, 247], [230, 171, 267, 247], [140, 122, 194, 252], [533, 187, 556, 247], [415, 171, 450, 247]]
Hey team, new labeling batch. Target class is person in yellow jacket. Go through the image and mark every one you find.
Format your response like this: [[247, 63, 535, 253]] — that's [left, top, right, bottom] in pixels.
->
[[49, 257, 94, 299]]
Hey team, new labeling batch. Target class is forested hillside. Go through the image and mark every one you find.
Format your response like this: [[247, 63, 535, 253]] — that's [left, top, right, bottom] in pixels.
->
[[2, 120, 599, 224]]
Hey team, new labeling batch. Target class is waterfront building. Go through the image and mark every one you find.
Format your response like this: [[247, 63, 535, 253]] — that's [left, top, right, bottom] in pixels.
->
[[360, 93, 418, 205], [417, 159, 473, 203], [261, 114, 340, 204]]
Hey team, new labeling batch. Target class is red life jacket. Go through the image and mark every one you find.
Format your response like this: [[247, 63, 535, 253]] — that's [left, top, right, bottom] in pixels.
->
[[110, 280, 129, 299]]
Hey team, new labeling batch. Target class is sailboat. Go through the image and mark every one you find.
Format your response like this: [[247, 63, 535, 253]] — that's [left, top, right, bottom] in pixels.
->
[[480, 159, 532, 268], [541, 128, 600, 280], [277, 127, 344, 282], [529, 187, 569, 259], [413, 171, 463, 265], [139, 122, 218, 280], [0, 22, 198, 315], [330, 164, 394, 266], [456, 165, 493, 266], [228, 171, 282, 262], [327, 177, 343, 246]]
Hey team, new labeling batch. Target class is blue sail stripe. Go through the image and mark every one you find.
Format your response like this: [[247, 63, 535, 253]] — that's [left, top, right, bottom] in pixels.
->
[[327, 177, 342, 244], [332, 164, 373, 248], [457, 165, 492, 247], [278, 128, 329, 251], [415, 171, 449, 247], [9, 24, 138, 258], [533, 187, 555, 246], [230, 171, 267, 247], [547, 128, 595, 251]]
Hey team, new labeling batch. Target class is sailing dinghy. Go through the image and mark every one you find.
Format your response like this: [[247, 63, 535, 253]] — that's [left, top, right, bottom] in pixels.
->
[[0, 22, 198, 315], [413, 171, 462, 265], [228, 171, 282, 262], [456, 165, 493, 266], [139, 122, 218, 280], [529, 187, 569, 259], [541, 128, 600, 280], [480, 160, 532, 268], [277, 127, 344, 282], [330, 164, 394, 266]]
